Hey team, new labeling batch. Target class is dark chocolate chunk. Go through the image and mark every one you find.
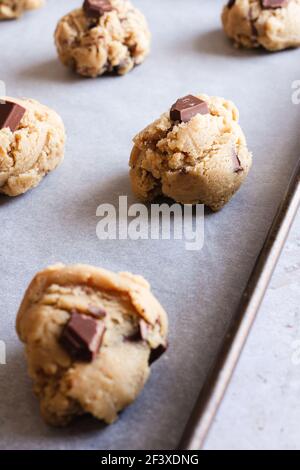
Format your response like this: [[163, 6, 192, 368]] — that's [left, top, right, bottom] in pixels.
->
[[60, 311, 105, 362], [250, 21, 258, 38], [249, 15, 258, 37], [126, 319, 149, 342], [0, 101, 25, 132], [88, 305, 107, 319], [227, 0, 236, 8], [261, 0, 288, 8], [149, 343, 168, 365], [248, 8, 259, 39], [232, 148, 244, 173], [170, 95, 209, 123], [83, 0, 112, 18], [125, 319, 167, 364]]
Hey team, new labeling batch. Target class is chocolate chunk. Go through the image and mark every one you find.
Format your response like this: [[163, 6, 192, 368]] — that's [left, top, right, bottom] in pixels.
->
[[0, 101, 25, 132], [60, 311, 105, 362], [261, 0, 288, 8], [126, 319, 149, 342], [227, 0, 236, 8], [248, 9, 259, 38], [125, 329, 141, 342], [250, 21, 258, 38], [88, 305, 107, 319], [149, 343, 168, 365], [170, 95, 209, 123], [232, 148, 243, 173], [83, 0, 112, 18], [125, 319, 167, 364]]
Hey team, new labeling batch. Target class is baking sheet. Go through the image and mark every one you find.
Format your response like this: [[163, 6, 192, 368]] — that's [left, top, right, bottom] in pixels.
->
[[0, 0, 299, 450]]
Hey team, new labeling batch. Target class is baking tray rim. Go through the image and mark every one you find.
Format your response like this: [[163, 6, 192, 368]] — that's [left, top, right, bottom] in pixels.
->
[[178, 158, 300, 450]]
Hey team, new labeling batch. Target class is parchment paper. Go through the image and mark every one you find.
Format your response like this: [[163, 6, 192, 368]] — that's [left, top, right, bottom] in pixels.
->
[[0, 0, 299, 450]]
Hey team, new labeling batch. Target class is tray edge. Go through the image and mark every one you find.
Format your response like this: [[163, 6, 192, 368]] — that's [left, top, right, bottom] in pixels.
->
[[178, 159, 300, 450]]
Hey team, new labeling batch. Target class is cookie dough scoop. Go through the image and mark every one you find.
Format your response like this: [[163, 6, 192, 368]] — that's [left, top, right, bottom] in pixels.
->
[[130, 94, 252, 211], [0, 0, 44, 20], [0, 97, 65, 196], [54, 0, 151, 77], [222, 0, 300, 51], [16, 264, 168, 426]]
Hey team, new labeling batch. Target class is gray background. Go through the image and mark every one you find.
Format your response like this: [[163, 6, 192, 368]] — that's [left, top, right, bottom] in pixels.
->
[[0, 0, 299, 450]]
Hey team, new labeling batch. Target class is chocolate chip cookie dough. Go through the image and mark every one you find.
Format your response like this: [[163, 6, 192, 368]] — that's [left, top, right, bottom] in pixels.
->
[[222, 0, 300, 51], [0, 0, 44, 20], [0, 97, 65, 197], [54, 0, 151, 78], [129, 94, 252, 211], [16, 264, 168, 426]]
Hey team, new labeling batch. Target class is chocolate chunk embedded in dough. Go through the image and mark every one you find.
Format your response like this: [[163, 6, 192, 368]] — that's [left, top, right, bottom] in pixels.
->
[[60, 311, 105, 362], [0, 101, 25, 132], [88, 305, 107, 319], [149, 343, 168, 365], [83, 0, 112, 18], [232, 149, 244, 173], [126, 319, 150, 342], [261, 0, 288, 8]]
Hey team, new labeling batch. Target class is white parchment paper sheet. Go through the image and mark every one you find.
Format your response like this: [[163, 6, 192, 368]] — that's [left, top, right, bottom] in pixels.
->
[[0, 0, 299, 450]]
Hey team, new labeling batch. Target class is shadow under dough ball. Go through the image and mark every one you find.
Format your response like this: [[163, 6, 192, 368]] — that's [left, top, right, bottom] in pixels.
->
[[54, 0, 151, 78], [0, 0, 44, 20], [16, 264, 168, 426], [222, 0, 300, 51], [129, 94, 252, 212], [0, 97, 65, 196]]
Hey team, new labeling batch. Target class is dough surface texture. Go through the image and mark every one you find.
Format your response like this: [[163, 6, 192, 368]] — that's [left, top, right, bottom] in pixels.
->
[[54, 0, 151, 77], [0, 97, 65, 197], [130, 94, 252, 211], [0, 0, 44, 20], [16, 264, 168, 426], [222, 0, 300, 51]]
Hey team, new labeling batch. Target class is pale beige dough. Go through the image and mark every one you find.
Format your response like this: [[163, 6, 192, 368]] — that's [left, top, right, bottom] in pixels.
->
[[0, 0, 44, 20], [130, 94, 252, 211], [54, 0, 151, 77], [16, 264, 168, 426], [222, 0, 300, 51], [0, 97, 65, 197]]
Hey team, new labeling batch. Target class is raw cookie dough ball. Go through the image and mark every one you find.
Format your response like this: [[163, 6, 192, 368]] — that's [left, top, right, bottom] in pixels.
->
[[54, 0, 151, 77], [222, 0, 300, 51], [16, 264, 168, 426], [129, 94, 252, 211], [0, 0, 44, 20], [0, 97, 65, 197]]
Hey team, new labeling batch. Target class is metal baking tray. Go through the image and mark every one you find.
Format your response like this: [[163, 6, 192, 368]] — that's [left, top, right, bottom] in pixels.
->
[[0, 0, 299, 450], [179, 158, 300, 449]]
